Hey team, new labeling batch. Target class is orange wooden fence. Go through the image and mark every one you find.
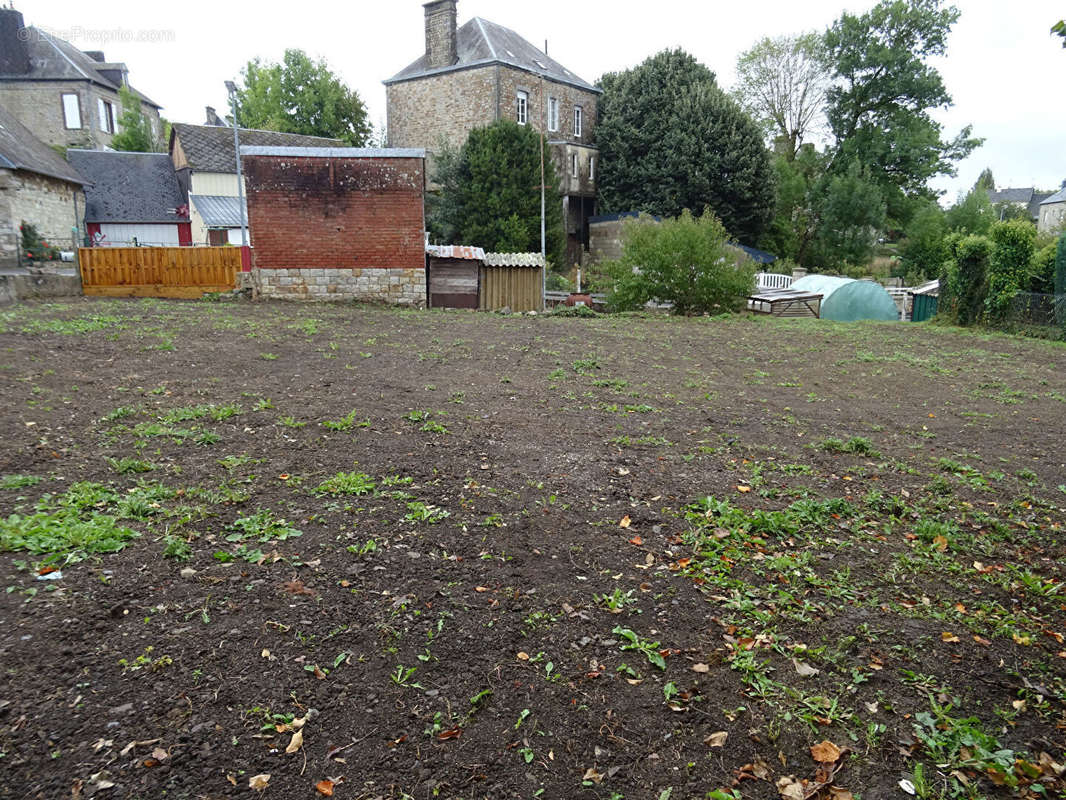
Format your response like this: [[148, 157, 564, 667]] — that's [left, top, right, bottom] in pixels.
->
[[78, 247, 242, 298]]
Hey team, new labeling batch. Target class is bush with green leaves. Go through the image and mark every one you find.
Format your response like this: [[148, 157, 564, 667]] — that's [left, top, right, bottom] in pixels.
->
[[1056, 233, 1066, 327], [900, 201, 949, 283], [19, 222, 60, 262], [985, 219, 1036, 321], [605, 210, 756, 315], [954, 234, 991, 327]]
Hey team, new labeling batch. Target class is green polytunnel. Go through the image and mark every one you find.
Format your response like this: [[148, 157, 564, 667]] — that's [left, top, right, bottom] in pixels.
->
[[788, 275, 899, 322]]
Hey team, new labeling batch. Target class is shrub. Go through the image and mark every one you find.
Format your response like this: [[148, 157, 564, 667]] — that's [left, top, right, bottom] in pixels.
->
[[605, 210, 756, 315], [985, 219, 1036, 321], [19, 221, 60, 262], [1030, 243, 1057, 294], [954, 234, 992, 327], [900, 201, 949, 282], [1056, 234, 1066, 327]]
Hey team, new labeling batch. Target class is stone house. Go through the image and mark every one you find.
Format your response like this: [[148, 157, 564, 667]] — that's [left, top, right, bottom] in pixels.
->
[[987, 187, 1052, 223], [1038, 186, 1066, 235], [241, 146, 427, 305], [66, 150, 190, 247], [385, 0, 601, 267], [170, 121, 343, 245], [0, 8, 163, 151], [0, 104, 85, 267]]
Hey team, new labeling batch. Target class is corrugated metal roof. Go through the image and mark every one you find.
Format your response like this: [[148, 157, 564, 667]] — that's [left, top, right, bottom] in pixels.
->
[[240, 146, 425, 159], [385, 16, 600, 94], [190, 194, 246, 228], [427, 244, 485, 260], [484, 252, 545, 267]]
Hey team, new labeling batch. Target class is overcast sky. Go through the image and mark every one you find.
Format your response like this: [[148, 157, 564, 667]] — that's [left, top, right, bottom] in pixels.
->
[[23, 0, 1066, 200]]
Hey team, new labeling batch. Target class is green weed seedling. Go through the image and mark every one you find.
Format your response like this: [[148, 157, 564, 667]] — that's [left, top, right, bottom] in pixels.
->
[[1, 474, 41, 490], [225, 509, 302, 543], [314, 471, 376, 496], [106, 457, 155, 475], [595, 588, 638, 614], [612, 626, 666, 669], [322, 410, 369, 432], [404, 501, 449, 524]]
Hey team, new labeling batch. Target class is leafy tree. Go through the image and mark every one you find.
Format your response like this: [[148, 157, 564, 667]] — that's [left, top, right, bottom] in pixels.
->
[[733, 33, 832, 159], [946, 187, 994, 235], [953, 234, 991, 326], [985, 219, 1036, 320], [974, 168, 995, 193], [805, 160, 886, 271], [435, 120, 564, 266], [596, 49, 775, 243], [236, 50, 370, 145], [110, 85, 158, 152], [759, 146, 820, 261], [605, 210, 756, 315], [900, 200, 949, 282], [823, 0, 981, 228]]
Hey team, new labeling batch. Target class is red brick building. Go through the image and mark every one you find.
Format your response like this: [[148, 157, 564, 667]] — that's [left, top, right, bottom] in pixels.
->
[[241, 146, 427, 304]]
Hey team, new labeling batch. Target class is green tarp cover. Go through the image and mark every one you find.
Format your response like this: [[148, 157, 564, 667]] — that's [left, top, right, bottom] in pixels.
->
[[790, 275, 899, 322]]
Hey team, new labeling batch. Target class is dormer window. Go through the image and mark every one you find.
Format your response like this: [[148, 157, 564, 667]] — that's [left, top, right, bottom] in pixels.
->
[[516, 90, 528, 125], [574, 105, 583, 138]]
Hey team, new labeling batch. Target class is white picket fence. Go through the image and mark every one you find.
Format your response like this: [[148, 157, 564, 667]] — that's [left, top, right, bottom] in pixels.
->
[[756, 272, 794, 290]]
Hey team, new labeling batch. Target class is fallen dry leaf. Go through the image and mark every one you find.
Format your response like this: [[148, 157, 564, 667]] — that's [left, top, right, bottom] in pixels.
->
[[474, 586, 491, 593], [941, 632, 960, 643], [582, 767, 605, 784], [793, 658, 820, 677], [619, 515, 632, 528], [705, 731, 728, 748], [315, 779, 335, 796], [829, 788, 854, 800], [249, 774, 271, 791], [628, 535, 643, 545], [737, 485, 752, 493], [776, 775, 805, 800], [285, 729, 304, 754], [810, 740, 842, 763], [516, 651, 529, 660], [690, 663, 710, 673], [437, 727, 462, 740]]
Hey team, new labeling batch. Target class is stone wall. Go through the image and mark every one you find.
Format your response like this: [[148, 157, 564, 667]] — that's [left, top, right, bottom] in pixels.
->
[[0, 270, 83, 305], [0, 81, 162, 151], [255, 267, 425, 305], [0, 169, 83, 266], [244, 152, 426, 305], [387, 68, 499, 157]]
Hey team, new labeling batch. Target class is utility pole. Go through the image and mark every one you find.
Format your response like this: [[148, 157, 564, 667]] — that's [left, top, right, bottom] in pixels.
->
[[540, 70, 546, 311], [225, 80, 249, 248]]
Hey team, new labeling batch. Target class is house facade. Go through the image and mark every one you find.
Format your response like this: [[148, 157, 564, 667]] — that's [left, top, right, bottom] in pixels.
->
[[0, 105, 85, 266], [0, 8, 162, 151], [987, 187, 1051, 223], [1038, 187, 1066, 235], [170, 122, 343, 245], [66, 150, 190, 247], [385, 0, 601, 266]]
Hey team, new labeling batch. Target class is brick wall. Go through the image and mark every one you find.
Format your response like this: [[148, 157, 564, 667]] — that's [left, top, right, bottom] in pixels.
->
[[0, 169, 84, 266], [244, 153, 427, 305], [0, 81, 163, 151]]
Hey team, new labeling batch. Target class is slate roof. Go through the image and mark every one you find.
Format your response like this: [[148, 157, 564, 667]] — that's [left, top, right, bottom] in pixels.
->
[[0, 27, 160, 108], [190, 195, 246, 228], [66, 150, 187, 224], [0, 104, 84, 184], [1041, 188, 1066, 206], [385, 16, 599, 93], [172, 124, 343, 173], [988, 187, 1037, 205]]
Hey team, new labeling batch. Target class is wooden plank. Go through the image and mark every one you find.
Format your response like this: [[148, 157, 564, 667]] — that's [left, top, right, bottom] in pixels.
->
[[83, 284, 236, 298], [77, 247, 239, 296]]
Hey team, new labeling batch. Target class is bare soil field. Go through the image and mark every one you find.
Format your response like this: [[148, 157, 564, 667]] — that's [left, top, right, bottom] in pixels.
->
[[0, 298, 1064, 800]]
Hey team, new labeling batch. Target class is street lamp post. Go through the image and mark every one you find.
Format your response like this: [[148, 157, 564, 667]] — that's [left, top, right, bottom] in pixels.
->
[[225, 80, 249, 248]]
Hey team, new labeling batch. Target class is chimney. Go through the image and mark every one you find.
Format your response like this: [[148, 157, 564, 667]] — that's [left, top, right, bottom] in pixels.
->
[[204, 106, 225, 126], [424, 0, 457, 69], [0, 8, 31, 75], [84, 50, 106, 62]]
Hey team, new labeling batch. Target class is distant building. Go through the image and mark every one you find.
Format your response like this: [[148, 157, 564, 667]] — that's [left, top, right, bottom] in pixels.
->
[[385, 0, 601, 266], [0, 7, 163, 151], [987, 187, 1052, 222], [169, 123, 342, 245], [0, 104, 85, 266], [67, 150, 190, 247], [1038, 186, 1066, 235]]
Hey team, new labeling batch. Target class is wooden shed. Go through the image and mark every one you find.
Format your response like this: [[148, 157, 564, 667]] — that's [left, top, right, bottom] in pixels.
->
[[479, 252, 544, 312], [426, 245, 483, 309]]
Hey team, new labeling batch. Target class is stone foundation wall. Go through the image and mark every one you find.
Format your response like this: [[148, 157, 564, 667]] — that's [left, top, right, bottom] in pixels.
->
[[255, 267, 425, 306]]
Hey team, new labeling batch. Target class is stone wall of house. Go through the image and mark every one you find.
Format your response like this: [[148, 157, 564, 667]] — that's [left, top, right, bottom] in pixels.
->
[[244, 153, 426, 305], [1039, 202, 1065, 235], [0, 169, 83, 265], [387, 68, 499, 157], [0, 81, 162, 151]]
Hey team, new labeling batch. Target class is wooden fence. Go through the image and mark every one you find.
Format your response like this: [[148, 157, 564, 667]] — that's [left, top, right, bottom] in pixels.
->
[[78, 247, 242, 298], [479, 265, 543, 312]]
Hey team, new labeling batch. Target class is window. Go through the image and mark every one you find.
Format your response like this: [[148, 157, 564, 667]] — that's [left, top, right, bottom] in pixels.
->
[[61, 93, 81, 129], [570, 153, 578, 177], [589, 156, 595, 182], [548, 97, 559, 132], [516, 90, 528, 125], [574, 105, 583, 138], [97, 98, 115, 134]]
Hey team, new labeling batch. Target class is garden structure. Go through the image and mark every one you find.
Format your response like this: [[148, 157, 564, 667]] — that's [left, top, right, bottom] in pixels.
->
[[789, 274, 900, 322]]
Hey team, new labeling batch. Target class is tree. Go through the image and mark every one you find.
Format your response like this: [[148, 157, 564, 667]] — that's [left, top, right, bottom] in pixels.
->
[[733, 33, 832, 160], [900, 200, 949, 282], [1055, 233, 1066, 326], [804, 160, 886, 271], [596, 49, 775, 243], [605, 210, 756, 315], [236, 49, 370, 145], [110, 85, 158, 152], [434, 120, 564, 266], [974, 168, 995, 193], [946, 187, 994, 235], [985, 219, 1036, 320], [953, 234, 991, 326], [823, 0, 981, 228]]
